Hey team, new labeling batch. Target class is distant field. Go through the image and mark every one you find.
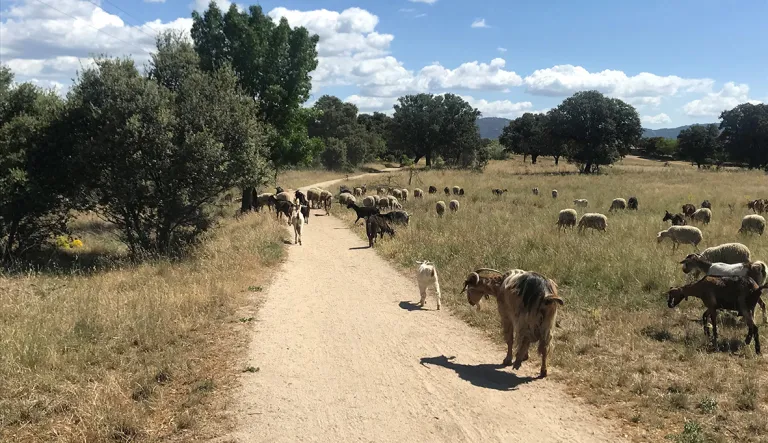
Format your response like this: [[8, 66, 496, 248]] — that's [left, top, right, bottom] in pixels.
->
[[335, 156, 768, 443]]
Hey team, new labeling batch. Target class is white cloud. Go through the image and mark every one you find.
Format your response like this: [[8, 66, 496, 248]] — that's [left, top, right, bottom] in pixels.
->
[[471, 18, 489, 28], [344, 94, 397, 113], [191, 0, 230, 11], [460, 95, 533, 119], [145, 0, 166, 3], [408, 0, 438, 4], [399, 8, 415, 13], [497, 47, 507, 53], [523, 65, 714, 107], [641, 113, 672, 125], [682, 82, 762, 117]]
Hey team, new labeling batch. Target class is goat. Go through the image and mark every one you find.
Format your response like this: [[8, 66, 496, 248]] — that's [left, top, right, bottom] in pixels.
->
[[290, 204, 304, 245], [627, 196, 638, 210], [492, 188, 508, 196], [366, 214, 395, 248], [682, 203, 696, 218], [680, 254, 768, 323], [663, 210, 687, 226], [428, 185, 437, 194], [416, 261, 442, 310], [273, 199, 293, 225], [294, 190, 310, 224], [444, 186, 450, 196], [701, 200, 712, 210], [667, 276, 764, 354], [347, 201, 380, 225], [379, 210, 410, 226], [461, 269, 563, 377]]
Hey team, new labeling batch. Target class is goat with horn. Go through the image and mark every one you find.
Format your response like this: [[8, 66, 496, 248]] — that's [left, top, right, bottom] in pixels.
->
[[461, 268, 564, 378]]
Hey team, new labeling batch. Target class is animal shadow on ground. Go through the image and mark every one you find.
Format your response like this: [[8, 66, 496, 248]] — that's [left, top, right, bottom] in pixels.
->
[[349, 246, 370, 250], [399, 301, 425, 311], [282, 240, 294, 245], [420, 355, 535, 391]]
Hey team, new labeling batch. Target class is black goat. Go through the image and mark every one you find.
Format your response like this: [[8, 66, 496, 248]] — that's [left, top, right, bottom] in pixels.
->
[[492, 188, 508, 196], [366, 214, 395, 248], [347, 201, 379, 224], [701, 200, 712, 209], [627, 196, 638, 210], [428, 185, 437, 194], [274, 200, 293, 225], [379, 210, 410, 226], [663, 210, 686, 226], [443, 187, 450, 196], [294, 190, 310, 224]]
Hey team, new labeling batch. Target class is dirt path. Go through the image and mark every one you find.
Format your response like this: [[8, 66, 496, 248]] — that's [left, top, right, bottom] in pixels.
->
[[221, 176, 627, 443]]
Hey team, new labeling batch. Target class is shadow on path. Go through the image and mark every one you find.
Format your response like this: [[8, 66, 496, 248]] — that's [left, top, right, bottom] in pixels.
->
[[398, 301, 425, 311], [420, 355, 535, 391]]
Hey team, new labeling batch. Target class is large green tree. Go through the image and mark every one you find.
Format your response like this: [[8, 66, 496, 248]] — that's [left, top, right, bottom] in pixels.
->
[[191, 2, 320, 210], [677, 124, 721, 168], [719, 103, 768, 168], [0, 68, 72, 263], [308, 95, 359, 140], [498, 112, 550, 164], [547, 90, 642, 173]]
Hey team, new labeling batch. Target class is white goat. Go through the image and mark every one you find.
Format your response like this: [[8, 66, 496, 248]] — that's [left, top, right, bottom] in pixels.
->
[[416, 260, 442, 310], [291, 204, 304, 245]]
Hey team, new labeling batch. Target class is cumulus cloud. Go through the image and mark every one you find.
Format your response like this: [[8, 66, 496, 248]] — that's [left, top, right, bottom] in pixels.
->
[[471, 18, 489, 28], [460, 95, 534, 119], [523, 65, 714, 107], [641, 113, 672, 125], [344, 94, 397, 113], [682, 82, 762, 117]]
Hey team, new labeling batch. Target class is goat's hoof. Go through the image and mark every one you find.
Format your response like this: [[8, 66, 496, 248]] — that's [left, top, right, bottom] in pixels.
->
[[512, 361, 522, 370], [539, 370, 548, 378], [502, 358, 512, 367], [437, 306, 441, 310]]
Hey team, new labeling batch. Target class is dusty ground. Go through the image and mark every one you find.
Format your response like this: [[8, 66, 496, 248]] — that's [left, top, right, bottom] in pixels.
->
[[219, 175, 627, 443]]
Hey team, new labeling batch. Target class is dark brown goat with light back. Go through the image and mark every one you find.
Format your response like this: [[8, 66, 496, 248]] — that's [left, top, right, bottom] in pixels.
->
[[663, 210, 687, 226], [461, 269, 563, 377], [667, 275, 764, 354]]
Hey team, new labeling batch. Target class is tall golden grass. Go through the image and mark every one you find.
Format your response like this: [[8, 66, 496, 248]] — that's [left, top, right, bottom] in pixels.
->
[[0, 209, 286, 442], [337, 156, 768, 443]]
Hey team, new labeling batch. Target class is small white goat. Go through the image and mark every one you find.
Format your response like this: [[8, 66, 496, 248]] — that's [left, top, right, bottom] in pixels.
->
[[416, 260, 442, 310], [291, 204, 304, 245]]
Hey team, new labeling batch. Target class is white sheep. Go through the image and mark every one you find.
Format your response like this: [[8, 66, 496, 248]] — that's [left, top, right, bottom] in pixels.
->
[[416, 261, 442, 310], [449, 199, 460, 213], [413, 188, 424, 198], [739, 214, 766, 235], [275, 191, 292, 202], [657, 225, 703, 251], [577, 213, 607, 233], [551, 189, 558, 199], [378, 198, 390, 210], [291, 204, 304, 245], [436, 201, 446, 217], [573, 199, 589, 208], [699, 242, 751, 264], [452, 186, 461, 195], [609, 198, 627, 211], [353, 187, 363, 197], [401, 188, 409, 202], [690, 208, 712, 224], [392, 189, 403, 200], [556, 209, 577, 231], [362, 195, 376, 208], [387, 195, 400, 209]]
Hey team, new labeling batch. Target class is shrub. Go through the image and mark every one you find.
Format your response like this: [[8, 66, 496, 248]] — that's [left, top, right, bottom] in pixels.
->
[[320, 138, 348, 171]]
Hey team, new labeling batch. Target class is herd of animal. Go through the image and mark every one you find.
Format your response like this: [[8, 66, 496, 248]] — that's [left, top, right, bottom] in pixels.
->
[[250, 182, 767, 378]]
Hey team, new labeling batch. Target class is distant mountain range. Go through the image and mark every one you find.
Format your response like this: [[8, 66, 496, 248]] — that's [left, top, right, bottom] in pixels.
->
[[476, 117, 717, 140]]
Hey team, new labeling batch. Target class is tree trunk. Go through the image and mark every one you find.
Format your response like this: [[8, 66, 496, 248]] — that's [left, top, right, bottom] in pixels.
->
[[1, 218, 20, 264], [582, 161, 593, 174], [241, 187, 254, 213], [523, 154, 527, 163], [531, 154, 539, 164], [426, 152, 432, 167], [554, 155, 560, 165]]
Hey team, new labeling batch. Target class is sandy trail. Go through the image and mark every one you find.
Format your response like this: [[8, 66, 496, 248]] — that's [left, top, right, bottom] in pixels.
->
[[222, 175, 626, 443]]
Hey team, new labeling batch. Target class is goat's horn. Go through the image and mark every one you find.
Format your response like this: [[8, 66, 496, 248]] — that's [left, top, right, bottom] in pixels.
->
[[474, 268, 503, 275]]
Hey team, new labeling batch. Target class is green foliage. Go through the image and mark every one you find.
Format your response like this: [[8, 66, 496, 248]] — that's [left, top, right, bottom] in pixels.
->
[[0, 70, 71, 264], [308, 95, 359, 140], [484, 139, 508, 160], [666, 420, 707, 443], [499, 112, 550, 163], [391, 93, 483, 168], [63, 43, 267, 256], [677, 124, 721, 167], [548, 90, 642, 173], [719, 103, 768, 168], [638, 136, 679, 158], [320, 138, 348, 171]]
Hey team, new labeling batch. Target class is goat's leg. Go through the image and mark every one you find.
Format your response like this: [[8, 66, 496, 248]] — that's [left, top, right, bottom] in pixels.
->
[[710, 310, 719, 349], [512, 337, 531, 370], [702, 310, 711, 337], [501, 320, 515, 366], [433, 280, 442, 310], [758, 296, 768, 324], [418, 281, 428, 307], [538, 335, 552, 378]]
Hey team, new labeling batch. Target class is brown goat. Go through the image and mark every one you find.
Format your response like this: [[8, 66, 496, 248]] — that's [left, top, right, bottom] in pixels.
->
[[682, 203, 696, 218], [461, 269, 563, 377], [667, 276, 764, 354]]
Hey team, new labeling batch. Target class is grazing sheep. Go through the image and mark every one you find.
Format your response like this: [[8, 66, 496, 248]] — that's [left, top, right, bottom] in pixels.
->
[[372, 194, 381, 204], [551, 190, 558, 199], [428, 185, 437, 194], [387, 195, 401, 210], [321, 191, 333, 215], [461, 269, 563, 377], [680, 253, 768, 323], [739, 214, 766, 235], [532, 187, 539, 196], [452, 186, 460, 195], [682, 203, 696, 218], [291, 204, 304, 245], [254, 193, 275, 212], [414, 188, 424, 198], [701, 200, 712, 209], [556, 209, 578, 231], [459, 188, 465, 196], [436, 201, 446, 217], [377, 187, 387, 196], [339, 185, 352, 195], [663, 210, 687, 226], [443, 187, 450, 196], [449, 199, 460, 213], [577, 213, 608, 233], [362, 196, 377, 208], [306, 188, 321, 208], [416, 261, 442, 310], [401, 189, 409, 202], [353, 187, 363, 197], [699, 242, 752, 265], [339, 193, 356, 207], [378, 198, 391, 210], [690, 208, 712, 224], [366, 214, 395, 248], [573, 199, 589, 208], [657, 225, 703, 251], [392, 189, 403, 199], [361, 185, 367, 194], [380, 210, 410, 226], [667, 276, 763, 354], [275, 191, 292, 202], [609, 198, 627, 211], [627, 196, 638, 210], [347, 201, 379, 224], [492, 188, 508, 196]]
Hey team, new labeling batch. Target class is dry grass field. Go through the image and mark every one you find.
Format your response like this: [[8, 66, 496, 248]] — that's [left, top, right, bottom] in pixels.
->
[[0, 205, 287, 441], [336, 156, 768, 443]]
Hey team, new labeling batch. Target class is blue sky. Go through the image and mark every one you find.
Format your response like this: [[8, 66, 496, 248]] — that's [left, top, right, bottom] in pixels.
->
[[1, 0, 766, 128]]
